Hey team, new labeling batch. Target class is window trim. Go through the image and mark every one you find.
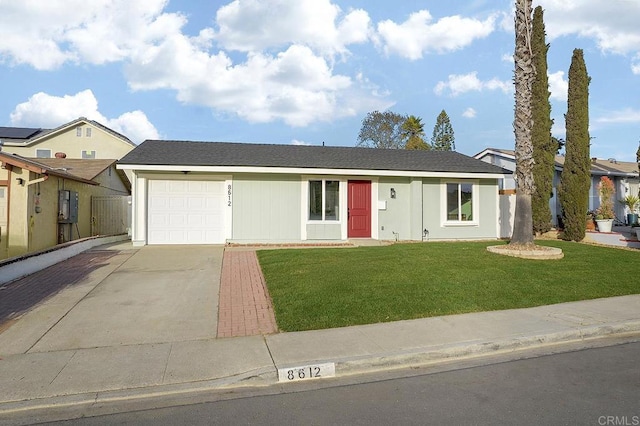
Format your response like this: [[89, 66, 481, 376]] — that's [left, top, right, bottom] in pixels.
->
[[82, 150, 96, 159], [441, 179, 479, 226], [86, 127, 92, 137], [307, 178, 341, 222], [35, 149, 52, 158], [76, 127, 82, 137]]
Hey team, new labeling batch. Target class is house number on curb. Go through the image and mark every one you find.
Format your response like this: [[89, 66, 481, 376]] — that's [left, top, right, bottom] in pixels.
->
[[227, 184, 232, 207], [277, 362, 336, 382]]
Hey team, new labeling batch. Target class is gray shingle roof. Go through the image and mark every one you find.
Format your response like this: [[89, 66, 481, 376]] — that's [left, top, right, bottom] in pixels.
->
[[118, 140, 510, 174], [480, 148, 639, 176]]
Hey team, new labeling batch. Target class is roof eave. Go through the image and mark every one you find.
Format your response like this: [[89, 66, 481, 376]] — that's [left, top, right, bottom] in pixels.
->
[[0, 153, 99, 185], [29, 117, 134, 146], [116, 163, 509, 179]]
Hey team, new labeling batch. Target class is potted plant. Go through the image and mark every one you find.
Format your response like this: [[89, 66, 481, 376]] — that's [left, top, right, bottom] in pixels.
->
[[585, 210, 596, 231], [594, 176, 615, 232], [619, 193, 639, 226]]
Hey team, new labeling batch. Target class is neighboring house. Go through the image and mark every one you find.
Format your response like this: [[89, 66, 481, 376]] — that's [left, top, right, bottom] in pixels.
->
[[0, 152, 131, 260], [0, 117, 136, 160], [117, 140, 510, 246], [475, 148, 640, 228]]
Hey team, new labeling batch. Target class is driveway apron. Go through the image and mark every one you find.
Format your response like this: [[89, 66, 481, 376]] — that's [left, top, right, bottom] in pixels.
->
[[1, 245, 222, 355]]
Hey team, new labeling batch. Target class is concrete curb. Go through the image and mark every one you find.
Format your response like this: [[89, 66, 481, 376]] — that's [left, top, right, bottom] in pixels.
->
[[1, 320, 639, 420], [331, 320, 640, 377], [0, 366, 276, 417]]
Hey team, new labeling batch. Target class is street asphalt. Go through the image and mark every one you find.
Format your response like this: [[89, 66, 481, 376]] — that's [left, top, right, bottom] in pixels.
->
[[0, 235, 639, 424]]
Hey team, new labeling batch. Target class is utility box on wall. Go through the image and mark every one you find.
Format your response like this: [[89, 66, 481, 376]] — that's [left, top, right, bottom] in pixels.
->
[[58, 190, 79, 224]]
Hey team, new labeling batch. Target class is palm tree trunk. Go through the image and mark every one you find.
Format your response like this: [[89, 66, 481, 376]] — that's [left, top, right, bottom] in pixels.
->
[[511, 0, 535, 245]]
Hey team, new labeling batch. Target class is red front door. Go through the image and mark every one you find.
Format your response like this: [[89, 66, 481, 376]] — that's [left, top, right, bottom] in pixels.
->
[[348, 180, 371, 238]]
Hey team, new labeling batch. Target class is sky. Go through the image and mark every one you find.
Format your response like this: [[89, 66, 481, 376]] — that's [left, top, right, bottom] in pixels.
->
[[1, 0, 639, 161]]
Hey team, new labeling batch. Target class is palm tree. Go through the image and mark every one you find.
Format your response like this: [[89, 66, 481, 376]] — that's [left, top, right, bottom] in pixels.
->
[[510, 0, 535, 246], [403, 115, 430, 150]]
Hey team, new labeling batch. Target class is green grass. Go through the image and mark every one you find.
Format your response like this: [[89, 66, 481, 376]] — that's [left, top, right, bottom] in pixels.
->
[[257, 241, 640, 332]]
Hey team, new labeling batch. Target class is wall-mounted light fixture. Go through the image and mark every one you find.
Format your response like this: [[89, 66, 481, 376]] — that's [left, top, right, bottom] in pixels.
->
[[390, 188, 396, 199], [16, 177, 25, 186]]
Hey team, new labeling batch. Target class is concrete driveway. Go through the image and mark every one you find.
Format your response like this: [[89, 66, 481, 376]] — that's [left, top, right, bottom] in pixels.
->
[[0, 243, 223, 355]]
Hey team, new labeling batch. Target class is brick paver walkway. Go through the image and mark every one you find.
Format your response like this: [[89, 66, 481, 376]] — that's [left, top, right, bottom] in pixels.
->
[[217, 250, 278, 338], [0, 250, 122, 328]]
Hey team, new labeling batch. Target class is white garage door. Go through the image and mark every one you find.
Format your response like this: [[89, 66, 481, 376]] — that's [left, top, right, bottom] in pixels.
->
[[148, 180, 225, 244]]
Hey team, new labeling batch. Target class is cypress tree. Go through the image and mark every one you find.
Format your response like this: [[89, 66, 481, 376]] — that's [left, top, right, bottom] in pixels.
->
[[559, 49, 591, 241], [531, 6, 555, 235]]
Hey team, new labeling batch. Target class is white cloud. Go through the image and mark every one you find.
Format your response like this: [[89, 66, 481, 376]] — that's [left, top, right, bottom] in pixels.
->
[[0, 0, 388, 128], [596, 108, 640, 124], [126, 40, 388, 127], [9, 90, 159, 144], [291, 139, 310, 145], [462, 107, 477, 118], [538, 0, 640, 72], [376, 10, 496, 60], [434, 72, 511, 97], [548, 71, 568, 101], [214, 0, 371, 57], [111, 111, 161, 143], [632, 56, 640, 75], [0, 0, 182, 70]]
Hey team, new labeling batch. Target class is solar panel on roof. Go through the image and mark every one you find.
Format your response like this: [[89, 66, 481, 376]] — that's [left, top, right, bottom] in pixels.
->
[[0, 127, 42, 139]]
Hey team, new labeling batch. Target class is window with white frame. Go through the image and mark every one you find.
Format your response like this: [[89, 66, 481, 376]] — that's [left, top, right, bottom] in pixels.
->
[[308, 180, 340, 221], [82, 150, 96, 159], [445, 181, 475, 222], [36, 149, 51, 158], [86, 127, 92, 137], [76, 127, 82, 137]]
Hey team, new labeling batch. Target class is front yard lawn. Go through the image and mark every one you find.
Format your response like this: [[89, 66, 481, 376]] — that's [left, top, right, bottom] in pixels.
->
[[257, 241, 640, 332]]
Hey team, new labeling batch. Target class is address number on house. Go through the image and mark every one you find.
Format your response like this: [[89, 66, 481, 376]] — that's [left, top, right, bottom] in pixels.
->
[[277, 362, 336, 382]]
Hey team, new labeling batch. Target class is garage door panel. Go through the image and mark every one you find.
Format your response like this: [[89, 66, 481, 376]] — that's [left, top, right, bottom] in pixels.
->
[[167, 181, 186, 192], [148, 180, 225, 244], [149, 197, 168, 209], [149, 213, 169, 226], [203, 214, 222, 226], [168, 213, 187, 226], [205, 197, 223, 209], [149, 230, 168, 242], [189, 197, 219, 209]]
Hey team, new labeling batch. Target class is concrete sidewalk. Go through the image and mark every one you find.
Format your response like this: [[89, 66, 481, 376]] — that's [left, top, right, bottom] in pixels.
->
[[1, 295, 639, 419], [583, 225, 640, 249], [0, 236, 639, 422]]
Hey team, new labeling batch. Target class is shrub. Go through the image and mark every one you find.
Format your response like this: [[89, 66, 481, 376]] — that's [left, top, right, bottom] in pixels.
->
[[595, 176, 615, 219]]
